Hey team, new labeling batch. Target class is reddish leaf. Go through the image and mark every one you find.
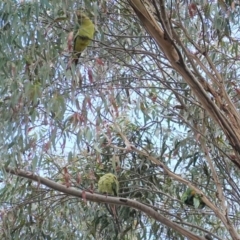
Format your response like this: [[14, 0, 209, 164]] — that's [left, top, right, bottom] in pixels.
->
[[30, 139, 36, 150], [76, 173, 81, 184], [86, 96, 92, 110], [63, 167, 68, 174], [63, 167, 70, 188], [229, 154, 237, 160], [235, 88, 240, 95], [95, 58, 104, 65], [88, 68, 93, 83], [67, 32, 74, 52], [150, 95, 157, 103], [188, 3, 197, 18], [43, 142, 51, 152], [69, 112, 85, 126], [27, 127, 34, 133], [173, 148, 179, 156]]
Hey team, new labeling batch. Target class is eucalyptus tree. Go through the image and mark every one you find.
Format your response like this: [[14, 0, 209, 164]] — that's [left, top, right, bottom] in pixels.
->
[[0, 0, 240, 239]]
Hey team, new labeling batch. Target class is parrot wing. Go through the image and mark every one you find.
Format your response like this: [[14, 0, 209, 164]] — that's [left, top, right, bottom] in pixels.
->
[[111, 176, 119, 196]]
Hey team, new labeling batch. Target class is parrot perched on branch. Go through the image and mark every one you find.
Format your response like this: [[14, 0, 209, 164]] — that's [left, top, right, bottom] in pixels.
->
[[98, 173, 119, 196], [73, 11, 95, 65], [98, 173, 120, 234], [181, 188, 206, 209]]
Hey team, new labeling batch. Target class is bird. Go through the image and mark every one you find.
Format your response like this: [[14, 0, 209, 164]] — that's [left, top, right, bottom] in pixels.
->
[[98, 173, 119, 196], [98, 173, 120, 234], [73, 11, 95, 65], [181, 188, 205, 209]]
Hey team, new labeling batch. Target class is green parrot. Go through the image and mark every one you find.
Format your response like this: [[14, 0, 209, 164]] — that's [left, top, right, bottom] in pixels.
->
[[73, 11, 95, 65], [181, 188, 205, 209], [98, 173, 121, 234], [98, 173, 119, 196]]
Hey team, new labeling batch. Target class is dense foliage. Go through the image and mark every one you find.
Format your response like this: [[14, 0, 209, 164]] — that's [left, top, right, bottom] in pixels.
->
[[0, 0, 240, 239]]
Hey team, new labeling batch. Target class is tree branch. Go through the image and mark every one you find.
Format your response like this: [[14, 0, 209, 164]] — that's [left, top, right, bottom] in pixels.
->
[[5, 166, 206, 240]]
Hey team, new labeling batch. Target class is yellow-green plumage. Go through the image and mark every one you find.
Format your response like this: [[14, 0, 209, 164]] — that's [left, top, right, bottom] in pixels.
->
[[73, 11, 95, 65], [98, 173, 119, 196]]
